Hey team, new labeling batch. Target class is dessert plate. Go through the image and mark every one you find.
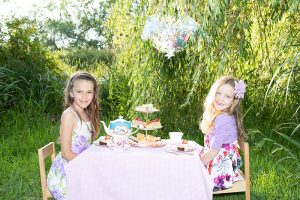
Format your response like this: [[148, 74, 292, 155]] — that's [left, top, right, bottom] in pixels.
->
[[167, 145, 196, 154], [93, 136, 110, 146], [129, 139, 167, 148]]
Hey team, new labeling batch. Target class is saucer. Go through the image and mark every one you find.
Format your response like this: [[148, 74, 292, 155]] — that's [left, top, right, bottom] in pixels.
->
[[107, 141, 131, 151]]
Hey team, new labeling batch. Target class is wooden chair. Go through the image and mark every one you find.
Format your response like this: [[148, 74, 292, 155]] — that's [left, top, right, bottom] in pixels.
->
[[38, 142, 56, 200], [213, 141, 250, 200]]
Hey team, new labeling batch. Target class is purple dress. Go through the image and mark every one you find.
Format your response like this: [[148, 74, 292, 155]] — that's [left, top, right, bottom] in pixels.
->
[[47, 108, 92, 200], [202, 113, 243, 191]]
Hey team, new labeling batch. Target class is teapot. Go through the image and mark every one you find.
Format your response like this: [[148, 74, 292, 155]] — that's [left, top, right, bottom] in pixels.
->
[[101, 116, 138, 147]]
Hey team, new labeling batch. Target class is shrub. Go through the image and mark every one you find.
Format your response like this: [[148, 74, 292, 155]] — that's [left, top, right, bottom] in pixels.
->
[[0, 18, 67, 114]]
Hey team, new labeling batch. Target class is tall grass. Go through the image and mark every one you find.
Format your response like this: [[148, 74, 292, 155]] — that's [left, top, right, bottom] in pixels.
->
[[257, 121, 300, 188], [0, 67, 20, 112]]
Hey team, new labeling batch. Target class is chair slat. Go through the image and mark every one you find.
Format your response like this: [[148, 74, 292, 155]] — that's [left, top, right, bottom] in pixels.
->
[[38, 142, 55, 200], [40, 142, 55, 158]]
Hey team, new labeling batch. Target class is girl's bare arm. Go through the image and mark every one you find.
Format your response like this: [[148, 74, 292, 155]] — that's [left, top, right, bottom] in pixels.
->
[[60, 111, 77, 161]]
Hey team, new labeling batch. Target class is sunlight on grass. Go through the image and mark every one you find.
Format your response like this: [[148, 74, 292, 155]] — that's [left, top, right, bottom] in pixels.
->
[[0, 110, 59, 199], [251, 150, 300, 199]]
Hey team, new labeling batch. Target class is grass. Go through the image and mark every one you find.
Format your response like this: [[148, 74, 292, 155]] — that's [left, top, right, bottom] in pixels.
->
[[0, 108, 59, 200], [1, 109, 299, 200]]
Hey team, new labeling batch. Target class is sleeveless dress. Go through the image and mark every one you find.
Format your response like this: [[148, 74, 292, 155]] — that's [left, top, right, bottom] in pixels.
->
[[201, 114, 243, 191], [47, 108, 92, 200]]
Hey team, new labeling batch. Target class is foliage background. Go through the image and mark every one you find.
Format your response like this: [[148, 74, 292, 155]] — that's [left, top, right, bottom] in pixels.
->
[[105, 0, 300, 135], [0, 0, 300, 199]]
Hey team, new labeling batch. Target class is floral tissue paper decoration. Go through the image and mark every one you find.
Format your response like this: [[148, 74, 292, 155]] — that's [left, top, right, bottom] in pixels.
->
[[141, 15, 200, 58]]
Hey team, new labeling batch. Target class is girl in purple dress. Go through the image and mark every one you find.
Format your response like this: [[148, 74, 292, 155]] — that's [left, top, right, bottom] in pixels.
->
[[199, 76, 247, 191], [47, 72, 100, 200]]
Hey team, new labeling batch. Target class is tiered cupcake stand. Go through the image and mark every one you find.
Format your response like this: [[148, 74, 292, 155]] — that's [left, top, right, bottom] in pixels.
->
[[132, 104, 162, 138]]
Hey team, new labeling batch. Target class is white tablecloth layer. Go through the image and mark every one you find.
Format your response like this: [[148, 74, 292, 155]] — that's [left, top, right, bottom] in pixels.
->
[[66, 143, 213, 200]]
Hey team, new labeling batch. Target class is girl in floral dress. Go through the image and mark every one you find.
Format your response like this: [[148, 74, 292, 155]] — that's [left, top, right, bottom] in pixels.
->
[[199, 76, 247, 191], [47, 72, 100, 200]]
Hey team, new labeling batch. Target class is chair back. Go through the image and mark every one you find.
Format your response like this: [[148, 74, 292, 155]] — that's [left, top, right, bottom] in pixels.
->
[[240, 141, 250, 199], [240, 141, 250, 200], [38, 142, 55, 200]]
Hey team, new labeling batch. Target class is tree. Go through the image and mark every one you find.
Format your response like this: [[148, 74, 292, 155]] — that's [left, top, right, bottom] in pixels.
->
[[104, 0, 300, 130], [36, 0, 114, 49]]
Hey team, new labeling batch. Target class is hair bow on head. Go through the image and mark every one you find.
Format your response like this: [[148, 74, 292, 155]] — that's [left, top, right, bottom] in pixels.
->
[[234, 80, 247, 99]]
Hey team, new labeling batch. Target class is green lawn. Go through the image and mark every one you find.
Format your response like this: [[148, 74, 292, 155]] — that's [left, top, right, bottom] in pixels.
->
[[1, 110, 299, 200]]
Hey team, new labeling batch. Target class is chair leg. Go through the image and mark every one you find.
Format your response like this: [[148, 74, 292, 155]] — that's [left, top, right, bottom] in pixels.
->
[[246, 188, 250, 200], [244, 142, 250, 200]]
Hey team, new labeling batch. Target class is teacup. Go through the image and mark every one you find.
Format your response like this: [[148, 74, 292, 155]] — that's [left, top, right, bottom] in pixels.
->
[[169, 132, 183, 144]]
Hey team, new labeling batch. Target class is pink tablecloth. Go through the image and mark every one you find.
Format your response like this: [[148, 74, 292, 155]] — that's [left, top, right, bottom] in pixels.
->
[[65, 142, 213, 200]]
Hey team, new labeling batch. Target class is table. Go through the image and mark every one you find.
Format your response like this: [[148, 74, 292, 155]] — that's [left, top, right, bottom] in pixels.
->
[[65, 142, 213, 200]]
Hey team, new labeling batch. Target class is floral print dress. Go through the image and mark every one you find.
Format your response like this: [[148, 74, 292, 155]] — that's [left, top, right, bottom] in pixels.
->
[[202, 135, 243, 191], [47, 108, 92, 200]]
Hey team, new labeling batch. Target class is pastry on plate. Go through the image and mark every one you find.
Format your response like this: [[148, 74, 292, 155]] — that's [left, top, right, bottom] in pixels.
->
[[176, 143, 196, 152], [145, 118, 162, 129], [177, 145, 185, 151], [136, 133, 161, 144], [99, 135, 110, 145], [132, 117, 147, 128], [137, 133, 146, 143]]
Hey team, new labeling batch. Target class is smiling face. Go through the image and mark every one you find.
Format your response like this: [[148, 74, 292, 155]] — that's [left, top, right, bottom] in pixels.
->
[[70, 79, 95, 111], [213, 83, 235, 112]]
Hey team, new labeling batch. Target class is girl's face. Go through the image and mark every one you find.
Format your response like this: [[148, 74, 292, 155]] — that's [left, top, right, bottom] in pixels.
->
[[70, 79, 94, 111], [213, 83, 235, 112]]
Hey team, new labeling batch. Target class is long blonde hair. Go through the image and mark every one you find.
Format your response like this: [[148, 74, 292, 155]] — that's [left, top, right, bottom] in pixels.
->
[[200, 76, 246, 141], [64, 72, 100, 139]]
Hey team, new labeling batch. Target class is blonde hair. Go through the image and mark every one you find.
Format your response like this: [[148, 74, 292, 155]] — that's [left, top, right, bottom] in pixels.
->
[[200, 76, 246, 141], [64, 72, 100, 139]]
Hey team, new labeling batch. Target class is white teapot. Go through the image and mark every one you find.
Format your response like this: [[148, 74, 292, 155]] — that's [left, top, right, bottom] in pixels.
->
[[101, 116, 138, 148]]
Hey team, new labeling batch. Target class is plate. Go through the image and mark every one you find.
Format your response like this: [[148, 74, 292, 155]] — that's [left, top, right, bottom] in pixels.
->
[[168, 144, 196, 153], [129, 139, 167, 148], [135, 106, 159, 113], [167, 139, 197, 146], [132, 124, 163, 130], [93, 136, 110, 146], [107, 140, 131, 151]]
